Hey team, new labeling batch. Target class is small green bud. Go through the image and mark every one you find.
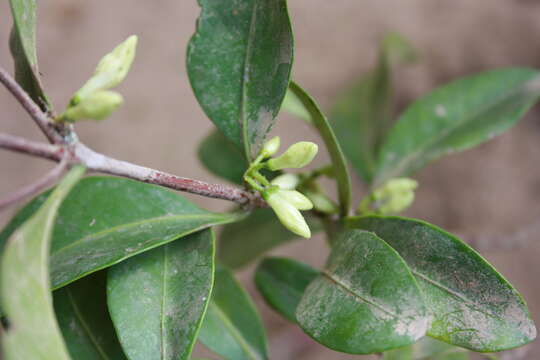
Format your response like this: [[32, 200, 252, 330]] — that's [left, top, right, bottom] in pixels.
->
[[304, 190, 338, 214], [264, 189, 311, 238], [278, 189, 313, 210], [270, 173, 300, 190], [368, 177, 418, 215], [267, 142, 318, 171], [61, 90, 123, 122], [75, 35, 138, 99], [261, 136, 280, 157]]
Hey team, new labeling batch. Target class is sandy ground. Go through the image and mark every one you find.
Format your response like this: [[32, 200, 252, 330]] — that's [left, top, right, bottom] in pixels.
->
[[1, 1, 540, 359]]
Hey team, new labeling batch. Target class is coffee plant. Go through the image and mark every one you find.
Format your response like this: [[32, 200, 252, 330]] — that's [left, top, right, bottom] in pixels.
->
[[1, 1, 539, 359]]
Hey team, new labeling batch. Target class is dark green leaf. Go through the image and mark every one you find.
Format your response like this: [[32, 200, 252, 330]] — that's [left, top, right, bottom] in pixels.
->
[[198, 130, 247, 185], [218, 208, 321, 269], [199, 266, 268, 360], [349, 216, 536, 351], [288, 82, 351, 216], [1, 166, 85, 360], [296, 229, 429, 354], [9, 0, 49, 108], [107, 229, 215, 360], [254, 257, 318, 322], [0, 177, 243, 290], [375, 68, 540, 185], [187, 0, 294, 159], [54, 271, 127, 360], [330, 32, 416, 183]]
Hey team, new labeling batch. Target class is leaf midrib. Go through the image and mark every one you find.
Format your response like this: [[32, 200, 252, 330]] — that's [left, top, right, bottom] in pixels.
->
[[67, 289, 111, 360], [377, 75, 539, 183], [322, 270, 398, 318], [209, 302, 264, 360], [52, 213, 225, 256]]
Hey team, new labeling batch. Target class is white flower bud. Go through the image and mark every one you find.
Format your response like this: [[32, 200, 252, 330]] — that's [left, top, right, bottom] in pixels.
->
[[264, 189, 311, 238], [261, 136, 280, 157], [372, 178, 418, 215], [267, 142, 318, 171], [62, 90, 123, 122], [270, 173, 300, 190], [278, 190, 313, 210], [75, 35, 138, 100], [304, 190, 338, 214]]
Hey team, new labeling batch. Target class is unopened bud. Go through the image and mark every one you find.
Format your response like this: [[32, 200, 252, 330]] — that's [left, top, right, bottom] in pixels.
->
[[267, 142, 318, 171], [304, 190, 338, 214], [261, 136, 280, 157], [278, 189, 313, 210], [61, 90, 123, 122], [264, 189, 311, 238], [371, 178, 418, 215], [271, 173, 300, 190], [75, 35, 138, 100]]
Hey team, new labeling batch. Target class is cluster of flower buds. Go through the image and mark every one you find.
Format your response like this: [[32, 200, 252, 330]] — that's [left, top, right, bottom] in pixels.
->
[[359, 177, 418, 215], [57, 35, 138, 123], [244, 137, 319, 238]]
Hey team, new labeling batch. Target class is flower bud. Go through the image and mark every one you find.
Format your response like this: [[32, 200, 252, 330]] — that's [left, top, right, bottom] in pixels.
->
[[61, 90, 123, 122], [371, 178, 418, 215], [264, 190, 311, 238], [261, 136, 280, 157], [270, 173, 300, 190], [278, 190, 313, 210], [267, 142, 318, 171], [304, 190, 338, 214], [75, 35, 138, 100]]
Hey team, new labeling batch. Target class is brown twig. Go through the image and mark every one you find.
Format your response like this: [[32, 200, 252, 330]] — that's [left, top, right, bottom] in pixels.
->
[[0, 133, 63, 161], [0, 153, 69, 210], [0, 67, 63, 144]]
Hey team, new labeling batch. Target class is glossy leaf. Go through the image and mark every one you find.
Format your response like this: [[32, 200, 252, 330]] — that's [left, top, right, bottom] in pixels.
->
[[218, 208, 321, 269], [199, 266, 268, 360], [198, 130, 247, 184], [8, 0, 49, 108], [288, 82, 351, 216], [349, 216, 536, 351], [296, 229, 429, 354], [54, 271, 127, 360], [107, 229, 215, 360], [0, 177, 243, 290], [1, 166, 84, 360], [254, 257, 318, 322], [187, 0, 294, 159], [330, 33, 416, 183], [375, 68, 540, 185]]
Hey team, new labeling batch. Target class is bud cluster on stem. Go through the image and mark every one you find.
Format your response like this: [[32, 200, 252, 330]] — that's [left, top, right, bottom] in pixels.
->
[[243, 137, 320, 238]]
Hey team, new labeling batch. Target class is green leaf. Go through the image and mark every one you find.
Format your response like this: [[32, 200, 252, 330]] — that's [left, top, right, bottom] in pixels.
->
[[383, 337, 469, 360], [281, 88, 312, 123], [8, 0, 49, 108], [296, 229, 429, 354], [218, 208, 321, 269], [374, 68, 540, 185], [288, 82, 351, 216], [187, 0, 294, 160], [254, 257, 318, 322], [1, 166, 85, 360], [0, 177, 243, 290], [54, 271, 127, 360], [198, 130, 248, 185], [330, 32, 416, 183], [107, 229, 215, 360], [199, 266, 268, 360], [349, 216, 537, 351]]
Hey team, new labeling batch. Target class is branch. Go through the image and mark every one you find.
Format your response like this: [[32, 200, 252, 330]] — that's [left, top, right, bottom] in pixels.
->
[[0, 132, 264, 208], [0, 67, 63, 144], [0, 154, 69, 210]]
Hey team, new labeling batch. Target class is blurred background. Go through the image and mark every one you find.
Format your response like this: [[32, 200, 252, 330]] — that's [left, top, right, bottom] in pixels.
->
[[1, 1, 540, 359]]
